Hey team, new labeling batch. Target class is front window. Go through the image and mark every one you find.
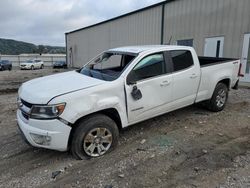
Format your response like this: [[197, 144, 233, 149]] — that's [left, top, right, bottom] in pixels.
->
[[127, 53, 165, 83], [80, 52, 136, 81]]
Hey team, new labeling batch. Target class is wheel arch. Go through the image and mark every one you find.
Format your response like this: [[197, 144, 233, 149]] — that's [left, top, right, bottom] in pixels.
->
[[68, 108, 122, 148], [217, 78, 231, 89]]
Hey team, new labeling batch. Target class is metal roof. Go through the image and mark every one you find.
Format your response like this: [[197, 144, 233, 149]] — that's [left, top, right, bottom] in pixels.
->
[[65, 0, 176, 35]]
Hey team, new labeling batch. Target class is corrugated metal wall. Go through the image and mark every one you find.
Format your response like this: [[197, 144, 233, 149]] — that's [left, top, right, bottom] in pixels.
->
[[66, 0, 250, 67], [164, 0, 250, 58], [67, 6, 162, 67]]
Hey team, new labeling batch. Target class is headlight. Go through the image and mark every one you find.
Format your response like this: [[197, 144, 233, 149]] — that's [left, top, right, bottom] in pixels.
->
[[30, 103, 66, 119]]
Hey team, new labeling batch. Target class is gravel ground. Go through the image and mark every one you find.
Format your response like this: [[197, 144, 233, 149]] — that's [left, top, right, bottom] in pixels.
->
[[0, 68, 249, 188]]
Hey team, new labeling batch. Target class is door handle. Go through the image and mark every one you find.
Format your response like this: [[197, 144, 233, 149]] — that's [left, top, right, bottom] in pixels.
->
[[160, 80, 171, 87], [190, 74, 198, 79]]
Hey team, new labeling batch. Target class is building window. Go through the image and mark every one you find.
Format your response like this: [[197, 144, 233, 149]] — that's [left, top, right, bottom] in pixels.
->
[[177, 39, 193, 47]]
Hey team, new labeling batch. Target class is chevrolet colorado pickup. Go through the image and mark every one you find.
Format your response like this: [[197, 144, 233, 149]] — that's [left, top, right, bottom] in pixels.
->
[[17, 45, 242, 159]]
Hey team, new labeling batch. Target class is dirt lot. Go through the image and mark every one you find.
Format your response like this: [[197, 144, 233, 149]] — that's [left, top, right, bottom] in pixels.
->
[[0, 68, 249, 188]]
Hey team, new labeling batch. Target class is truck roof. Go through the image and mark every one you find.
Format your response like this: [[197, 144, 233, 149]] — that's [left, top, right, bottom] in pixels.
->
[[108, 45, 192, 54]]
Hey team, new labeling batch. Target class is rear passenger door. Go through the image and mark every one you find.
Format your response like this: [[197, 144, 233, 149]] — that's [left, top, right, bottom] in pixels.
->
[[169, 50, 200, 108], [125, 52, 173, 124]]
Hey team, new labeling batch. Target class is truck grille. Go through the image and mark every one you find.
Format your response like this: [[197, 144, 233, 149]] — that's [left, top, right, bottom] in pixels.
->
[[22, 112, 29, 120], [21, 99, 33, 108], [20, 99, 33, 120]]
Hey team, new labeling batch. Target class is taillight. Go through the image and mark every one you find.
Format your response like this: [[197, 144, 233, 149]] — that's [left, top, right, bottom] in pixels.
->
[[238, 63, 244, 77]]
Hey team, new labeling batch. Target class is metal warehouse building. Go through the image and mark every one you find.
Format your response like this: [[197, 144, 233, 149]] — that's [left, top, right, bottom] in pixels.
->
[[65, 0, 250, 83]]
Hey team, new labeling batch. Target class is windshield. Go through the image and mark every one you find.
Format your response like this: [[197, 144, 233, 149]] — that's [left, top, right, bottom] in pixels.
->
[[80, 52, 137, 81]]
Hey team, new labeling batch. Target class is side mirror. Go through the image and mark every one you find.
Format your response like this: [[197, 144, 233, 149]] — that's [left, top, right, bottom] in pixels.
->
[[131, 85, 142, 101]]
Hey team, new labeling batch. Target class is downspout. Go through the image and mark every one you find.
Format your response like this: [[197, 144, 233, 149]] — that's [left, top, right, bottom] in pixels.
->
[[161, 3, 165, 44]]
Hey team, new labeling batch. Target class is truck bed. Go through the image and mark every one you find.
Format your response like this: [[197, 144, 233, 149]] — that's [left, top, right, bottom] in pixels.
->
[[198, 56, 238, 67], [196, 56, 240, 103]]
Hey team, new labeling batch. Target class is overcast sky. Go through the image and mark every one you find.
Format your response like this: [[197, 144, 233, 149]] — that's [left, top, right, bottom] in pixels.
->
[[0, 0, 164, 46]]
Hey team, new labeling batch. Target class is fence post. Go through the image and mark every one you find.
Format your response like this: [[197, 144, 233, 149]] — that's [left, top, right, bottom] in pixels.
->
[[18, 56, 20, 66]]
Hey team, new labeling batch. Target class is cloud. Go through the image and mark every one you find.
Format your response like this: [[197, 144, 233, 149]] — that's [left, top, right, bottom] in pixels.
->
[[0, 0, 164, 46]]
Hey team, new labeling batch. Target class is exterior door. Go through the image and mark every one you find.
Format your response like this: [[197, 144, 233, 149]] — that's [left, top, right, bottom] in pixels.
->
[[125, 53, 173, 124], [204, 37, 224, 57], [170, 50, 200, 108], [241, 34, 250, 82]]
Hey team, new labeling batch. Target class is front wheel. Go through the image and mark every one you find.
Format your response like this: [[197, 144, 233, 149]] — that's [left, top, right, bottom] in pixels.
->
[[71, 114, 119, 159], [207, 83, 228, 112]]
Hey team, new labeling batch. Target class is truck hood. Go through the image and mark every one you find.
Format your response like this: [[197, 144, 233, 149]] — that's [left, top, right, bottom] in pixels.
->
[[19, 71, 105, 104]]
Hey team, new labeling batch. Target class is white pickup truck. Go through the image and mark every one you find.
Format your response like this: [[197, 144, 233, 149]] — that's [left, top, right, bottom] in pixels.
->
[[17, 45, 242, 159]]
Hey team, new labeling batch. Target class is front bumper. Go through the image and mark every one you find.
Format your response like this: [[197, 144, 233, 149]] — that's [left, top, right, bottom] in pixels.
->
[[17, 109, 71, 151], [20, 66, 31, 70]]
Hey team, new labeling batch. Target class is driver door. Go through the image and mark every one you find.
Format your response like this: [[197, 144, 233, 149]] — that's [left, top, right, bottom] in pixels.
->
[[125, 52, 173, 124]]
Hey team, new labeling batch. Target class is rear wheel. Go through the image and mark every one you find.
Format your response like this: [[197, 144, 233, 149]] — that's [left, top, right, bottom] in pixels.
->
[[71, 114, 119, 159], [31, 65, 34, 70], [40, 64, 44, 69], [206, 83, 228, 112]]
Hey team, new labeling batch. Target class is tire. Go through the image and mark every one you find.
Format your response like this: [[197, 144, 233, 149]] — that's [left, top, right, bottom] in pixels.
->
[[8, 66, 12, 71], [40, 64, 44, 69], [206, 83, 228, 112], [31, 65, 34, 70], [71, 114, 119, 159]]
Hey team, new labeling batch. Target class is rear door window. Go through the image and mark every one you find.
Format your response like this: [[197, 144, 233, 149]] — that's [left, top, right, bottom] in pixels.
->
[[170, 50, 194, 72]]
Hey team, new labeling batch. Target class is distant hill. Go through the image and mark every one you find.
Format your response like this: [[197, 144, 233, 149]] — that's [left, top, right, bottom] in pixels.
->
[[0, 38, 65, 55]]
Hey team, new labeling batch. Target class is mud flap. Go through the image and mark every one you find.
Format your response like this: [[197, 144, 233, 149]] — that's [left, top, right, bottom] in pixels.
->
[[232, 80, 239, 90]]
